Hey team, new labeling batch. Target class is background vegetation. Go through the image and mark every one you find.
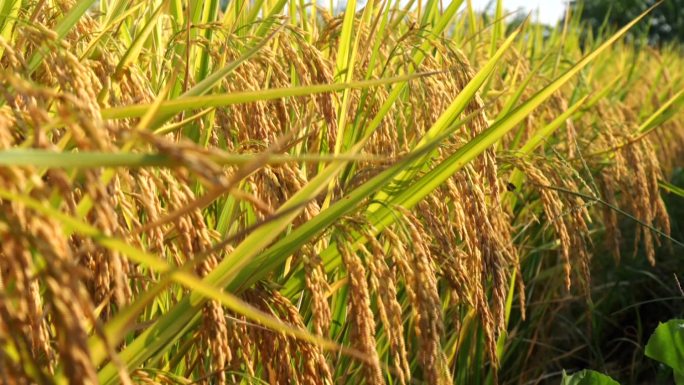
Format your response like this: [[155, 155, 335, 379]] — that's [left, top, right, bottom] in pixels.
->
[[0, 0, 682, 384], [570, 0, 684, 44]]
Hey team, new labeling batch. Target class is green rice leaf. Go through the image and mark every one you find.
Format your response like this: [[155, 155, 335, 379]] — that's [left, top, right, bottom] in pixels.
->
[[101, 72, 439, 120], [0, 149, 381, 168]]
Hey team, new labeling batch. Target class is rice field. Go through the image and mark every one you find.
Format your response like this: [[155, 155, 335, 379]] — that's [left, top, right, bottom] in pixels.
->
[[0, 0, 683, 384]]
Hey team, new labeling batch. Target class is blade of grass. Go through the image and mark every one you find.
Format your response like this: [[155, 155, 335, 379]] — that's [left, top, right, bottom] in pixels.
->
[[0, 149, 386, 168], [0, 0, 20, 58], [101, 71, 441, 120], [113, 2, 166, 78]]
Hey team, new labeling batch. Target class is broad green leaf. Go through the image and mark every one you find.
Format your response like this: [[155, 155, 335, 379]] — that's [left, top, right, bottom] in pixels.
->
[[560, 370, 620, 385], [645, 319, 684, 384]]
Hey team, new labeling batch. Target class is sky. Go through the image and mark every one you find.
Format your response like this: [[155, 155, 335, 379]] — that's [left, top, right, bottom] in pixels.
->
[[330, 0, 570, 26], [469, 0, 568, 25]]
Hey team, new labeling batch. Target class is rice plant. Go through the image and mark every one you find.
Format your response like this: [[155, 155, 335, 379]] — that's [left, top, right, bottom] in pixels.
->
[[0, 0, 682, 384]]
